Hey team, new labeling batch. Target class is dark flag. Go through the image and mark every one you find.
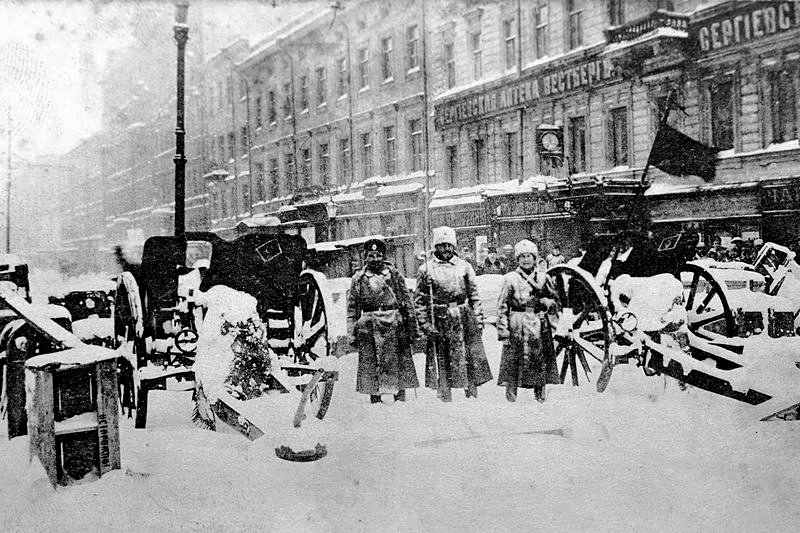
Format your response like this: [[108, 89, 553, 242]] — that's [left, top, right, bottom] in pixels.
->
[[649, 124, 720, 182]]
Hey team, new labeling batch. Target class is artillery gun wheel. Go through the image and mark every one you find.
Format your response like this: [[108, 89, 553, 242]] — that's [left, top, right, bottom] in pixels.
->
[[547, 265, 613, 391], [679, 263, 736, 337], [287, 270, 331, 365], [113, 272, 148, 428]]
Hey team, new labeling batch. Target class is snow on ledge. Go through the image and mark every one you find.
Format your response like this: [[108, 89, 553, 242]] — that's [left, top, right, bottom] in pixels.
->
[[26, 345, 119, 369]]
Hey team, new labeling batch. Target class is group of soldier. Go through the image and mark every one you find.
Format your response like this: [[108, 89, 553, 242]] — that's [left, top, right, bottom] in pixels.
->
[[346, 226, 559, 405]]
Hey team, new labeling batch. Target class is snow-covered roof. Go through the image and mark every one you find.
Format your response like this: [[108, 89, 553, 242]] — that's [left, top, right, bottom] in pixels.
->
[[375, 183, 423, 197], [236, 215, 281, 228], [603, 26, 688, 56], [430, 195, 483, 209]]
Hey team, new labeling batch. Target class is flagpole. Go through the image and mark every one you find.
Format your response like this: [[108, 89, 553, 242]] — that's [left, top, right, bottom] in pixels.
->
[[625, 88, 675, 228]]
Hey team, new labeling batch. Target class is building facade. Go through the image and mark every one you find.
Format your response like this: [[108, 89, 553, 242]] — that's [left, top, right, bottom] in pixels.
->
[[35, 1, 800, 273]]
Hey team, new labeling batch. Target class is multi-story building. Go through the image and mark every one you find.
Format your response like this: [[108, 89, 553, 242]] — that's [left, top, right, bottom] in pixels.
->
[[34, 1, 800, 273], [431, 0, 800, 256]]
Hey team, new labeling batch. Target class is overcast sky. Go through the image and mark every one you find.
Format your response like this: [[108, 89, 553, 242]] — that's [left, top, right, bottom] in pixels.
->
[[0, 0, 317, 159]]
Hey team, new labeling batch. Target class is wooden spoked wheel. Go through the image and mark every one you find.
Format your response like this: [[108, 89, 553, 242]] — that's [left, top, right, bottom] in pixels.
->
[[287, 271, 330, 365], [113, 272, 148, 428], [679, 263, 736, 337], [547, 265, 614, 391]]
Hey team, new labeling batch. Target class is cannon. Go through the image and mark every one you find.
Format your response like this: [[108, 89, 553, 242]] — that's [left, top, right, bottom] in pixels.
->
[[113, 232, 337, 436], [546, 232, 800, 421]]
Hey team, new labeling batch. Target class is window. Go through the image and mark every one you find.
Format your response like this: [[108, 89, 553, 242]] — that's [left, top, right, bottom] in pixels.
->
[[285, 152, 295, 190], [409, 119, 423, 171], [227, 132, 236, 161], [381, 36, 394, 81], [769, 69, 797, 144], [504, 132, 518, 179], [316, 67, 327, 106], [609, 0, 624, 26], [710, 80, 734, 150], [608, 107, 628, 167], [444, 42, 455, 89], [407, 24, 420, 71], [300, 74, 309, 111], [503, 19, 516, 70], [239, 78, 247, 100], [384, 125, 397, 175], [319, 143, 330, 185], [473, 138, 486, 183], [471, 32, 482, 80], [268, 89, 276, 124], [569, 116, 587, 173], [255, 95, 263, 128], [337, 57, 347, 97], [534, 3, 549, 59], [567, 0, 583, 50], [339, 138, 351, 182], [446, 145, 458, 188], [217, 135, 225, 162], [225, 76, 233, 105], [269, 158, 279, 198], [301, 148, 311, 186], [282, 83, 292, 119], [358, 47, 369, 89], [241, 182, 249, 212], [361, 132, 373, 179], [240, 125, 248, 156], [221, 188, 228, 217], [255, 162, 266, 202], [217, 81, 225, 110]]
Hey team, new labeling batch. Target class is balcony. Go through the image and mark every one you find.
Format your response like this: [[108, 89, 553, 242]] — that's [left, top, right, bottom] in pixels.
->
[[605, 10, 690, 44], [604, 10, 690, 78]]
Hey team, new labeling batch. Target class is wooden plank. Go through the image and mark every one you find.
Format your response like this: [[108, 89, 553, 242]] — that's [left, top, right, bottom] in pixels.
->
[[95, 359, 121, 475], [0, 293, 83, 349], [28, 369, 58, 486]]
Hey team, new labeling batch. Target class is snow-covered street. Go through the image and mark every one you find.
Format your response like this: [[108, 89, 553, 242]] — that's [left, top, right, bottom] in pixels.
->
[[3, 324, 800, 532]]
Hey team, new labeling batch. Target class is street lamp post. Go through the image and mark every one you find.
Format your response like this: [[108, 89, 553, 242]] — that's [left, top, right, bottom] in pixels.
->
[[173, 0, 189, 236]]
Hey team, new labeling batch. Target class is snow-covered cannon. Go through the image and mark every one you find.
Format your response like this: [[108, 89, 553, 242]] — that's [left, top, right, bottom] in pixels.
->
[[113, 232, 337, 435], [47, 276, 117, 348], [546, 235, 800, 421]]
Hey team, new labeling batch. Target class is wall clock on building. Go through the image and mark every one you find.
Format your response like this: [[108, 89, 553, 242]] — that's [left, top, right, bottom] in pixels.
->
[[541, 132, 560, 152]]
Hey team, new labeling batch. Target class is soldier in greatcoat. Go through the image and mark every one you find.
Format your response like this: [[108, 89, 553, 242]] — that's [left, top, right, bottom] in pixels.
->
[[347, 238, 419, 404], [415, 226, 492, 401], [496, 239, 560, 403]]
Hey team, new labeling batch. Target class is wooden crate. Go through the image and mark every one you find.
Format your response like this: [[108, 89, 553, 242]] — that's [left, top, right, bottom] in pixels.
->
[[26, 347, 121, 486]]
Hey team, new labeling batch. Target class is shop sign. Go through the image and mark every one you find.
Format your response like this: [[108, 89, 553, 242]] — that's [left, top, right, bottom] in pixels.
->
[[431, 208, 487, 228], [336, 194, 418, 216], [761, 180, 800, 212], [435, 57, 616, 128], [495, 197, 561, 219], [692, 1, 800, 53]]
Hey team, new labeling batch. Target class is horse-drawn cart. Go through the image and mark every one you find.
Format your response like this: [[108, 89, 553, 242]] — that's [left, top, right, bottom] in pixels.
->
[[114, 232, 337, 438]]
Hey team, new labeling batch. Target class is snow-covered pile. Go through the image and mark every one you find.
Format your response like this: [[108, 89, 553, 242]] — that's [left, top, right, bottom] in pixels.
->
[[194, 285, 269, 404], [610, 274, 685, 332], [71, 317, 113, 342]]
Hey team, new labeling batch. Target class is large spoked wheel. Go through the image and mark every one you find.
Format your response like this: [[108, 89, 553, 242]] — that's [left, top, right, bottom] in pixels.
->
[[113, 272, 148, 428], [287, 270, 331, 365], [547, 265, 613, 391], [679, 263, 735, 337]]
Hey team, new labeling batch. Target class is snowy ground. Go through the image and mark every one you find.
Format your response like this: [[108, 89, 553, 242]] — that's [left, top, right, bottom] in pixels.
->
[[3, 325, 800, 532], [3, 271, 800, 531]]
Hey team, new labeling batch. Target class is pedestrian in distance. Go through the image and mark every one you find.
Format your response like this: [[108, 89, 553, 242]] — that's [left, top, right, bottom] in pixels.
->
[[461, 245, 477, 272], [347, 238, 419, 404], [501, 244, 515, 273], [415, 226, 492, 402], [482, 246, 506, 275], [546, 243, 566, 268], [496, 240, 560, 403]]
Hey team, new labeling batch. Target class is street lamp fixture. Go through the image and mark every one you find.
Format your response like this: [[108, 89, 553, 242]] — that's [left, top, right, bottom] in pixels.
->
[[325, 197, 338, 241], [173, 0, 189, 236]]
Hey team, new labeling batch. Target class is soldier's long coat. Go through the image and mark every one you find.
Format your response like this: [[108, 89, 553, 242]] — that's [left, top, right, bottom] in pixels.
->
[[415, 255, 492, 390], [496, 268, 560, 388], [347, 262, 419, 395]]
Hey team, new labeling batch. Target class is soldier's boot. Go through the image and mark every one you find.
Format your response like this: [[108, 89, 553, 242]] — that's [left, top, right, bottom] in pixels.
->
[[370, 395, 382, 404], [505, 385, 517, 403], [534, 385, 546, 403], [465, 383, 478, 399], [394, 389, 406, 402]]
